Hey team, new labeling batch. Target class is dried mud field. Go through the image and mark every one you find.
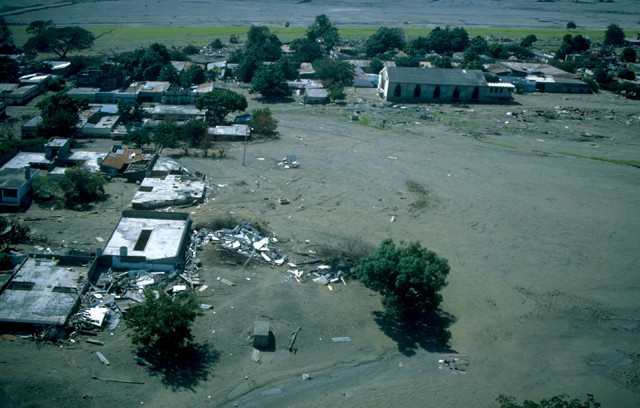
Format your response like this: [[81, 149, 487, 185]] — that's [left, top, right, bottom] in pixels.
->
[[1, 87, 639, 407], [3, 0, 640, 29]]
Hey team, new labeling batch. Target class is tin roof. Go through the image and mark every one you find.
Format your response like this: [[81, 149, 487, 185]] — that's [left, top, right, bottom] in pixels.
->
[[385, 67, 487, 87]]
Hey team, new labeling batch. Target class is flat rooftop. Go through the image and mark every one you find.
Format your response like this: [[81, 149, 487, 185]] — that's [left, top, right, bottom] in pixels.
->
[[1, 152, 49, 169], [0, 257, 89, 326], [102, 212, 190, 261], [131, 175, 206, 210]]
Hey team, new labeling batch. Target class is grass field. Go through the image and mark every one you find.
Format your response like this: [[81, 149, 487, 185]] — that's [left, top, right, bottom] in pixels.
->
[[9, 25, 604, 55]]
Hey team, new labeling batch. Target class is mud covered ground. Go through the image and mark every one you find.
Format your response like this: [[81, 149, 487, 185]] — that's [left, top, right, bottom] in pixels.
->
[[3, 0, 640, 29], [1, 85, 639, 407]]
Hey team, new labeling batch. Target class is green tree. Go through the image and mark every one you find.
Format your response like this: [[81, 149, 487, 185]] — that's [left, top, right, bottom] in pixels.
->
[[410, 26, 469, 55], [125, 291, 202, 360], [248, 108, 278, 136], [306, 14, 340, 50], [124, 126, 151, 147], [496, 393, 600, 408], [195, 88, 248, 125], [24, 24, 95, 58], [153, 121, 179, 153], [567, 21, 577, 31], [621, 46, 637, 62], [617, 68, 635, 80], [290, 38, 324, 63], [37, 92, 83, 137], [211, 38, 224, 49], [364, 27, 405, 57], [356, 239, 450, 319], [0, 56, 19, 82], [369, 57, 384, 74], [520, 34, 537, 48], [235, 53, 260, 83], [180, 64, 206, 88], [465, 35, 488, 62], [246, 25, 282, 62], [181, 119, 209, 147], [0, 18, 17, 54], [158, 64, 180, 84], [431, 56, 452, 69], [604, 23, 625, 46], [314, 59, 354, 87], [395, 55, 419, 67], [118, 100, 144, 125], [327, 84, 347, 102], [118, 43, 171, 81], [59, 167, 107, 208], [250, 64, 291, 98]]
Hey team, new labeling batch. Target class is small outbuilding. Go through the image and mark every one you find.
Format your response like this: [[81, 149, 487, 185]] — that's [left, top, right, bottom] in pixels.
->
[[304, 88, 329, 104]]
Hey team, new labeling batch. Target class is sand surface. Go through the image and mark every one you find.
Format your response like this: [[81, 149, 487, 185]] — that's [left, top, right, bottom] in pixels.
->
[[1, 86, 639, 407]]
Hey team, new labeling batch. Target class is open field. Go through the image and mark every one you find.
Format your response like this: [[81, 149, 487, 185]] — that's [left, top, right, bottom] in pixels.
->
[[1, 86, 639, 407]]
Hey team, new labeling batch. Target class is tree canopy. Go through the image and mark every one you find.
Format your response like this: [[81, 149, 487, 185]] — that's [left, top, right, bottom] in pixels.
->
[[153, 121, 179, 153], [409, 26, 469, 55], [250, 64, 291, 98], [118, 100, 144, 125], [356, 239, 450, 319], [306, 14, 340, 50], [248, 108, 278, 136], [364, 27, 405, 57], [604, 23, 625, 46], [313, 59, 354, 87], [59, 166, 108, 208], [195, 88, 248, 125], [37, 92, 83, 138], [24, 23, 95, 58], [125, 291, 202, 360], [0, 18, 17, 54]]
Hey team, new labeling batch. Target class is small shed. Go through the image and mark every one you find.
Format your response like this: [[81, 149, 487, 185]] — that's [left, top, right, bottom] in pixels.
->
[[304, 88, 329, 104], [253, 320, 270, 348]]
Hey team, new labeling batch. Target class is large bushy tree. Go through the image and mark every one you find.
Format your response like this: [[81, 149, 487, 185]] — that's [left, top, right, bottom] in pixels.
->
[[37, 92, 83, 138], [306, 14, 340, 50], [118, 100, 144, 125], [356, 239, 450, 319], [195, 89, 248, 125], [250, 64, 291, 98], [314, 59, 354, 87], [409, 26, 469, 55], [153, 121, 179, 153], [364, 27, 405, 57], [125, 291, 202, 360], [24, 21, 94, 58], [248, 108, 278, 136], [59, 166, 107, 208], [0, 18, 17, 54], [604, 23, 625, 46]]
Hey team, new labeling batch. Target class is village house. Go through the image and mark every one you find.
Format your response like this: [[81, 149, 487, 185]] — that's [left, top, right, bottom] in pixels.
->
[[0, 254, 96, 328], [377, 67, 514, 103], [100, 210, 192, 272], [0, 73, 51, 106], [304, 88, 329, 104], [99, 145, 158, 182], [131, 174, 206, 210], [0, 166, 39, 208], [208, 124, 251, 141], [495, 61, 591, 93]]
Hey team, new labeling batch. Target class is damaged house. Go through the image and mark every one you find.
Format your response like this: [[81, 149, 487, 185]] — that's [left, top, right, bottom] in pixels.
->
[[99, 145, 158, 182], [100, 210, 192, 272], [131, 174, 206, 210], [0, 255, 96, 329]]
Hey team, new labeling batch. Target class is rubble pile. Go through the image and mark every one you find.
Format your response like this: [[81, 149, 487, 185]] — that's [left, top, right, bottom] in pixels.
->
[[194, 223, 288, 266]]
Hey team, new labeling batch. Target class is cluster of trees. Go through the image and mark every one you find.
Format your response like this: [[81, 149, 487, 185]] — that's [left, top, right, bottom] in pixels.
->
[[32, 166, 107, 208]]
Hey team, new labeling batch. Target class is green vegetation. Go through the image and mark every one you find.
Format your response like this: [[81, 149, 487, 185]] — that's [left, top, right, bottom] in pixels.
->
[[24, 20, 95, 58], [496, 394, 600, 408], [356, 239, 450, 320], [195, 88, 248, 125], [248, 108, 278, 136], [0, 216, 31, 250], [33, 166, 108, 208], [36, 92, 85, 138], [125, 290, 203, 360], [559, 152, 640, 168]]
